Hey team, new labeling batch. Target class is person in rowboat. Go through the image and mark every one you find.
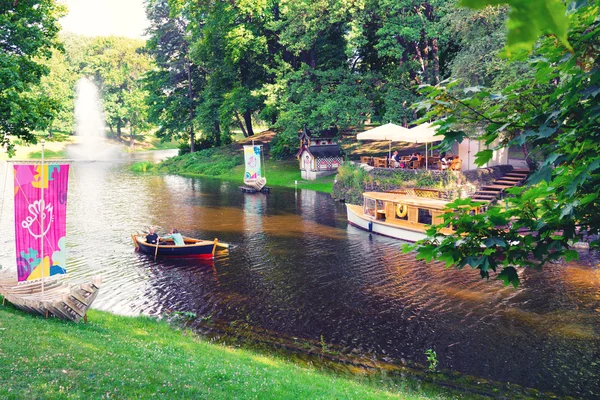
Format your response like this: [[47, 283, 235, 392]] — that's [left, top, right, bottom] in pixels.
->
[[160, 228, 185, 246], [146, 227, 158, 244]]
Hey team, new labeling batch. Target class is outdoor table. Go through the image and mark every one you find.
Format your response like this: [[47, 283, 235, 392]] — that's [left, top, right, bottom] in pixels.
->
[[360, 156, 374, 166], [374, 157, 388, 168]]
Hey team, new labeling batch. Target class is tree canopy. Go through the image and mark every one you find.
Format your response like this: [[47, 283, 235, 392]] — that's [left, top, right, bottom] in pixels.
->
[[0, 0, 65, 155]]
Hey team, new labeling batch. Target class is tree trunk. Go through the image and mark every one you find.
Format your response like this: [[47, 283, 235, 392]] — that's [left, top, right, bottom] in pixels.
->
[[214, 121, 221, 147], [414, 41, 425, 82], [430, 38, 440, 85], [186, 58, 195, 153], [243, 111, 254, 137], [235, 113, 248, 137], [521, 143, 537, 171], [421, 30, 429, 84], [116, 121, 122, 139], [129, 124, 135, 149]]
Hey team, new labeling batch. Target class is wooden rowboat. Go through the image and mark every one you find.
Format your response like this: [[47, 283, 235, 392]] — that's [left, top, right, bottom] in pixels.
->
[[0, 271, 102, 323], [131, 234, 228, 259]]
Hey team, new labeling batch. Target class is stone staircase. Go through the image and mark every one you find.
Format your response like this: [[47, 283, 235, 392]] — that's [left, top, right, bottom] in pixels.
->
[[470, 169, 530, 203]]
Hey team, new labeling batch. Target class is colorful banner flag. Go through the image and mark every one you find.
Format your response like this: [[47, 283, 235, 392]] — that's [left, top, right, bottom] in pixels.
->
[[13, 164, 69, 282], [243, 145, 262, 180]]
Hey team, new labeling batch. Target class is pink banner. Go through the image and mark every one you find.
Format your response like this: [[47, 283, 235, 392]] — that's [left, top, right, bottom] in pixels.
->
[[13, 164, 69, 282]]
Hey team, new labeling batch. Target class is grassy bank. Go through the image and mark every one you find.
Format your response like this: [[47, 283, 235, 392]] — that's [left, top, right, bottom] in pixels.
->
[[0, 305, 460, 399], [147, 146, 336, 193]]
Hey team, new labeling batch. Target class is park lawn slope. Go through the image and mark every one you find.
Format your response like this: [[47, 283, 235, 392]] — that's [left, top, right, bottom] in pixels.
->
[[0, 306, 455, 399], [153, 146, 335, 193]]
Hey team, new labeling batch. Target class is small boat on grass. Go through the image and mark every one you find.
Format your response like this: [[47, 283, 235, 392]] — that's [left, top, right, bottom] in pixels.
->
[[346, 190, 479, 242], [131, 234, 228, 259]]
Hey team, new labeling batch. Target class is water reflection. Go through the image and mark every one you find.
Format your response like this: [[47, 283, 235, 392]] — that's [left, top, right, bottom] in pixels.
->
[[0, 156, 598, 399]]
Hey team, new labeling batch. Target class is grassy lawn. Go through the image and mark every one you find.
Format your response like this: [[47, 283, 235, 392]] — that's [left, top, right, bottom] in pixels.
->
[[0, 305, 464, 400], [153, 146, 336, 194]]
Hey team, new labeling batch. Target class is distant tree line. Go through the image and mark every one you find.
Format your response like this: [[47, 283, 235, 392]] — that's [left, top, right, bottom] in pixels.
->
[[1, 0, 517, 156], [142, 0, 518, 156]]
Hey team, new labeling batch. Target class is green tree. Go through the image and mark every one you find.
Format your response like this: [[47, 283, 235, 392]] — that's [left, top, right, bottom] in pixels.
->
[[409, 0, 599, 287], [144, 0, 202, 151], [0, 0, 65, 155], [263, 0, 372, 156], [191, 0, 274, 141], [84, 36, 153, 146], [32, 47, 78, 135]]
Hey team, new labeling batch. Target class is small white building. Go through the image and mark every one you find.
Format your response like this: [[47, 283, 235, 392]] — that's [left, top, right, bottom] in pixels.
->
[[297, 127, 343, 180], [456, 138, 509, 171]]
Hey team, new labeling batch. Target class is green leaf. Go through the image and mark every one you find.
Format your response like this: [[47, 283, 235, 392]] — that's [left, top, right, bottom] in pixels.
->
[[401, 243, 415, 253], [459, 0, 572, 55], [564, 250, 579, 262], [414, 245, 437, 263], [497, 267, 520, 288], [484, 237, 507, 248], [474, 149, 493, 166]]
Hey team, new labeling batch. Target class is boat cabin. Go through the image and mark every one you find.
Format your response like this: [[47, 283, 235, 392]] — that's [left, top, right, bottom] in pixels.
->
[[297, 127, 342, 180], [362, 192, 479, 235]]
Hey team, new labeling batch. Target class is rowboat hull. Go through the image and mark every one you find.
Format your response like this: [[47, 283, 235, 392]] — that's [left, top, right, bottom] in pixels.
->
[[131, 235, 219, 259], [346, 203, 427, 242], [0, 273, 102, 323]]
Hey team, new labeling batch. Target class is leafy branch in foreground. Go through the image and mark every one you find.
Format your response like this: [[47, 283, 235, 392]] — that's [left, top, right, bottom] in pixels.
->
[[407, 1, 600, 287]]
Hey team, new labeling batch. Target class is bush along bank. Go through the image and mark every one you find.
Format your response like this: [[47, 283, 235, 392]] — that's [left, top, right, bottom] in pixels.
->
[[332, 162, 513, 205]]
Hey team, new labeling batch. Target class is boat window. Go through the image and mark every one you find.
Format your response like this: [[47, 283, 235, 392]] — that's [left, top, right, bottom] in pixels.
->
[[375, 200, 386, 220], [364, 198, 376, 217], [418, 208, 433, 225]]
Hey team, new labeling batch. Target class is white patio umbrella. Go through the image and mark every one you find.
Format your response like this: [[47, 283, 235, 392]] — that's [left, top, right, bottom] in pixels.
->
[[356, 123, 413, 159], [407, 123, 443, 169]]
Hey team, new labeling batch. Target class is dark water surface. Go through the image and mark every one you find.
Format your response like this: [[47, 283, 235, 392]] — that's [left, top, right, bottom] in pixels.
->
[[1, 153, 598, 398]]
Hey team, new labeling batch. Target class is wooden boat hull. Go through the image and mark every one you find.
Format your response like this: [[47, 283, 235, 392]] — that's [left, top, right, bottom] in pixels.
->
[[0, 274, 102, 323], [132, 234, 219, 259], [346, 203, 428, 242]]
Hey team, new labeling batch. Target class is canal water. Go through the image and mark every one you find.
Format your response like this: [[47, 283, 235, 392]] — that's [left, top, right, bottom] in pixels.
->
[[0, 153, 598, 399]]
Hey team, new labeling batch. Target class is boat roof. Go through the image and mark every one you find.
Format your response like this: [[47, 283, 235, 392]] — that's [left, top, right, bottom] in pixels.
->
[[362, 192, 450, 210]]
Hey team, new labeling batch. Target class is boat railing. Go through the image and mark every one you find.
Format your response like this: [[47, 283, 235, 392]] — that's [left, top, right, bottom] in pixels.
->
[[386, 188, 443, 199]]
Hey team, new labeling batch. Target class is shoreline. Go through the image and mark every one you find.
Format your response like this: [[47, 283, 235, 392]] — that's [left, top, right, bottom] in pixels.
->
[[0, 302, 480, 400]]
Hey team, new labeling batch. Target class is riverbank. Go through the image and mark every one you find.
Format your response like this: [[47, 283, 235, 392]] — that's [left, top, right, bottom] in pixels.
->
[[0, 304, 465, 399], [136, 144, 336, 193]]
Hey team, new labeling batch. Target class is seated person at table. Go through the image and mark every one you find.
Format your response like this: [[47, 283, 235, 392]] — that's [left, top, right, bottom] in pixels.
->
[[395, 151, 408, 168], [160, 228, 185, 246], [450, 156, 462, 170], [146, 227, 158, 244], [390, 150, 401, 167], [440, 152, 450, 169]]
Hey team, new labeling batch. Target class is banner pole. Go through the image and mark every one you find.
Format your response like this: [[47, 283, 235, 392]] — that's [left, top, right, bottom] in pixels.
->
[[41, 139, 45, 298]]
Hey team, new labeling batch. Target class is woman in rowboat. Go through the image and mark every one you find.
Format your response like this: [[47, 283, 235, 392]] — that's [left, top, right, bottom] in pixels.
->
[[160, 228, 185, 246]]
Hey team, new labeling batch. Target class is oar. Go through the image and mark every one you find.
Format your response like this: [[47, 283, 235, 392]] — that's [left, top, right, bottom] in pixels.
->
[[154, 237, 160, 261], [214, 239, 229, 249]]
